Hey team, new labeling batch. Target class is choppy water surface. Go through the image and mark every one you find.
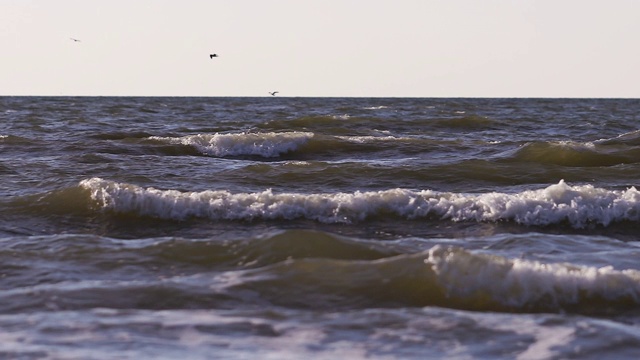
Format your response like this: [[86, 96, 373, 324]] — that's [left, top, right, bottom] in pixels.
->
[[2, 96, 640, 359]]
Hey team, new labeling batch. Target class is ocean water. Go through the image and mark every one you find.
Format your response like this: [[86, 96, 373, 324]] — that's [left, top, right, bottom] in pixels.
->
[[2, 96, 640, 359]]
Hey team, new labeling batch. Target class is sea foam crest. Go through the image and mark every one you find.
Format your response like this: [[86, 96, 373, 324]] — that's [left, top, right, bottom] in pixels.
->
[[335, 135, 410, 143], [426, 245, 640, 309], [79, 179, 640, 226], [150, 131, 313, 157]]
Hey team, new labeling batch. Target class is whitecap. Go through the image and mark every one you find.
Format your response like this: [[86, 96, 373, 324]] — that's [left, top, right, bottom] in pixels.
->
[[334, 135, 409, 143], [79, 179, 640, 227], [150, 131, 314, 157], [426, 245, 640, 309]]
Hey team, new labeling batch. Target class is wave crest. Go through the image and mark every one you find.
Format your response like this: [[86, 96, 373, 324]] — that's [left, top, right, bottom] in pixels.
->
[[426, 245, 640, 312], [509, 141, 638, 167], [150, 131, 314, 157], [79, 178, 640, 227]]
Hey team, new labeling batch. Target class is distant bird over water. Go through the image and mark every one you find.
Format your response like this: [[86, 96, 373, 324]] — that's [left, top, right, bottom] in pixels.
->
[[70, 38, 81, 42], [269, 91, 279, 96], [210, 54, 218, 59]]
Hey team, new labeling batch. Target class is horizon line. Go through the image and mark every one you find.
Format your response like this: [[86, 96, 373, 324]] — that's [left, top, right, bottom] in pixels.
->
[[1, 94, 639, 100]]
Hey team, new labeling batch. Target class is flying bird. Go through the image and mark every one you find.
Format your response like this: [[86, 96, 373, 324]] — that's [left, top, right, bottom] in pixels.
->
[[210, 54, 218, 59], [70, 38, 81, 42], [269, 91, 279, 96]]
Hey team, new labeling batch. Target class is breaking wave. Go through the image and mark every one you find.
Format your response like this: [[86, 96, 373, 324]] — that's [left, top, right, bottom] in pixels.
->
[[6, 231, 640, 314], [79, 178, 640, 227], [149, 131, 314, 157], [423, 245, 640, 312]]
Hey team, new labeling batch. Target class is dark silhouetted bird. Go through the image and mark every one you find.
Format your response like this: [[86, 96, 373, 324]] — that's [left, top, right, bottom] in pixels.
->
[[210, 54, 218, 59], [70, 38, 81, 42], [269, 91, 279, 96]]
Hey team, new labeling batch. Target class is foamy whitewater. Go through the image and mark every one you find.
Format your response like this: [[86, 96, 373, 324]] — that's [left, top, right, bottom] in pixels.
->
[[81, 177, 640, 226], [150, 131, 314, 157], [2, 96, 640, 359]]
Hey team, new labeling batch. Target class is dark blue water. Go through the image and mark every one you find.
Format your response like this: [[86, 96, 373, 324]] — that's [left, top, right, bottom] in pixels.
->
[[2, 96, 640, 359]]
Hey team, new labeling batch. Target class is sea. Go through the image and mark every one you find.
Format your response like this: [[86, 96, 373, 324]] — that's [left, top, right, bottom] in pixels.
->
[[2, 96, 640, 359]]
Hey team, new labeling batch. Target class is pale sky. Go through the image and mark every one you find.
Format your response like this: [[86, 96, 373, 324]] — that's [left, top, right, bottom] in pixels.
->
[[2, 0, 639, 97]]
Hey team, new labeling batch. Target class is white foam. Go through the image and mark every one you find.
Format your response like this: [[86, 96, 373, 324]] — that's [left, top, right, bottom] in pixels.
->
[[150, 131, 314, 157], [426, 245, 640, 308], [554, 140, 596, 150], [335, 135, 411, 143], [79, 179, 640, 227]]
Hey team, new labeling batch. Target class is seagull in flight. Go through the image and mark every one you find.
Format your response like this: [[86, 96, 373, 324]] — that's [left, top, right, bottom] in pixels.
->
[[269, 91, 279, 96], [70, 38, 81, 42], [210, 54, 218, 59]]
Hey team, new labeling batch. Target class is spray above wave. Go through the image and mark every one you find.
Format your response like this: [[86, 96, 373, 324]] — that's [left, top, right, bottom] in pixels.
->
[[79, 178, 640, 227], [149, 131, 314, 157]]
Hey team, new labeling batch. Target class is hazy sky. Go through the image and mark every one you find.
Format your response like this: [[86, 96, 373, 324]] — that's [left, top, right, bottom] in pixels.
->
[[2, 0, 639, 97]]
